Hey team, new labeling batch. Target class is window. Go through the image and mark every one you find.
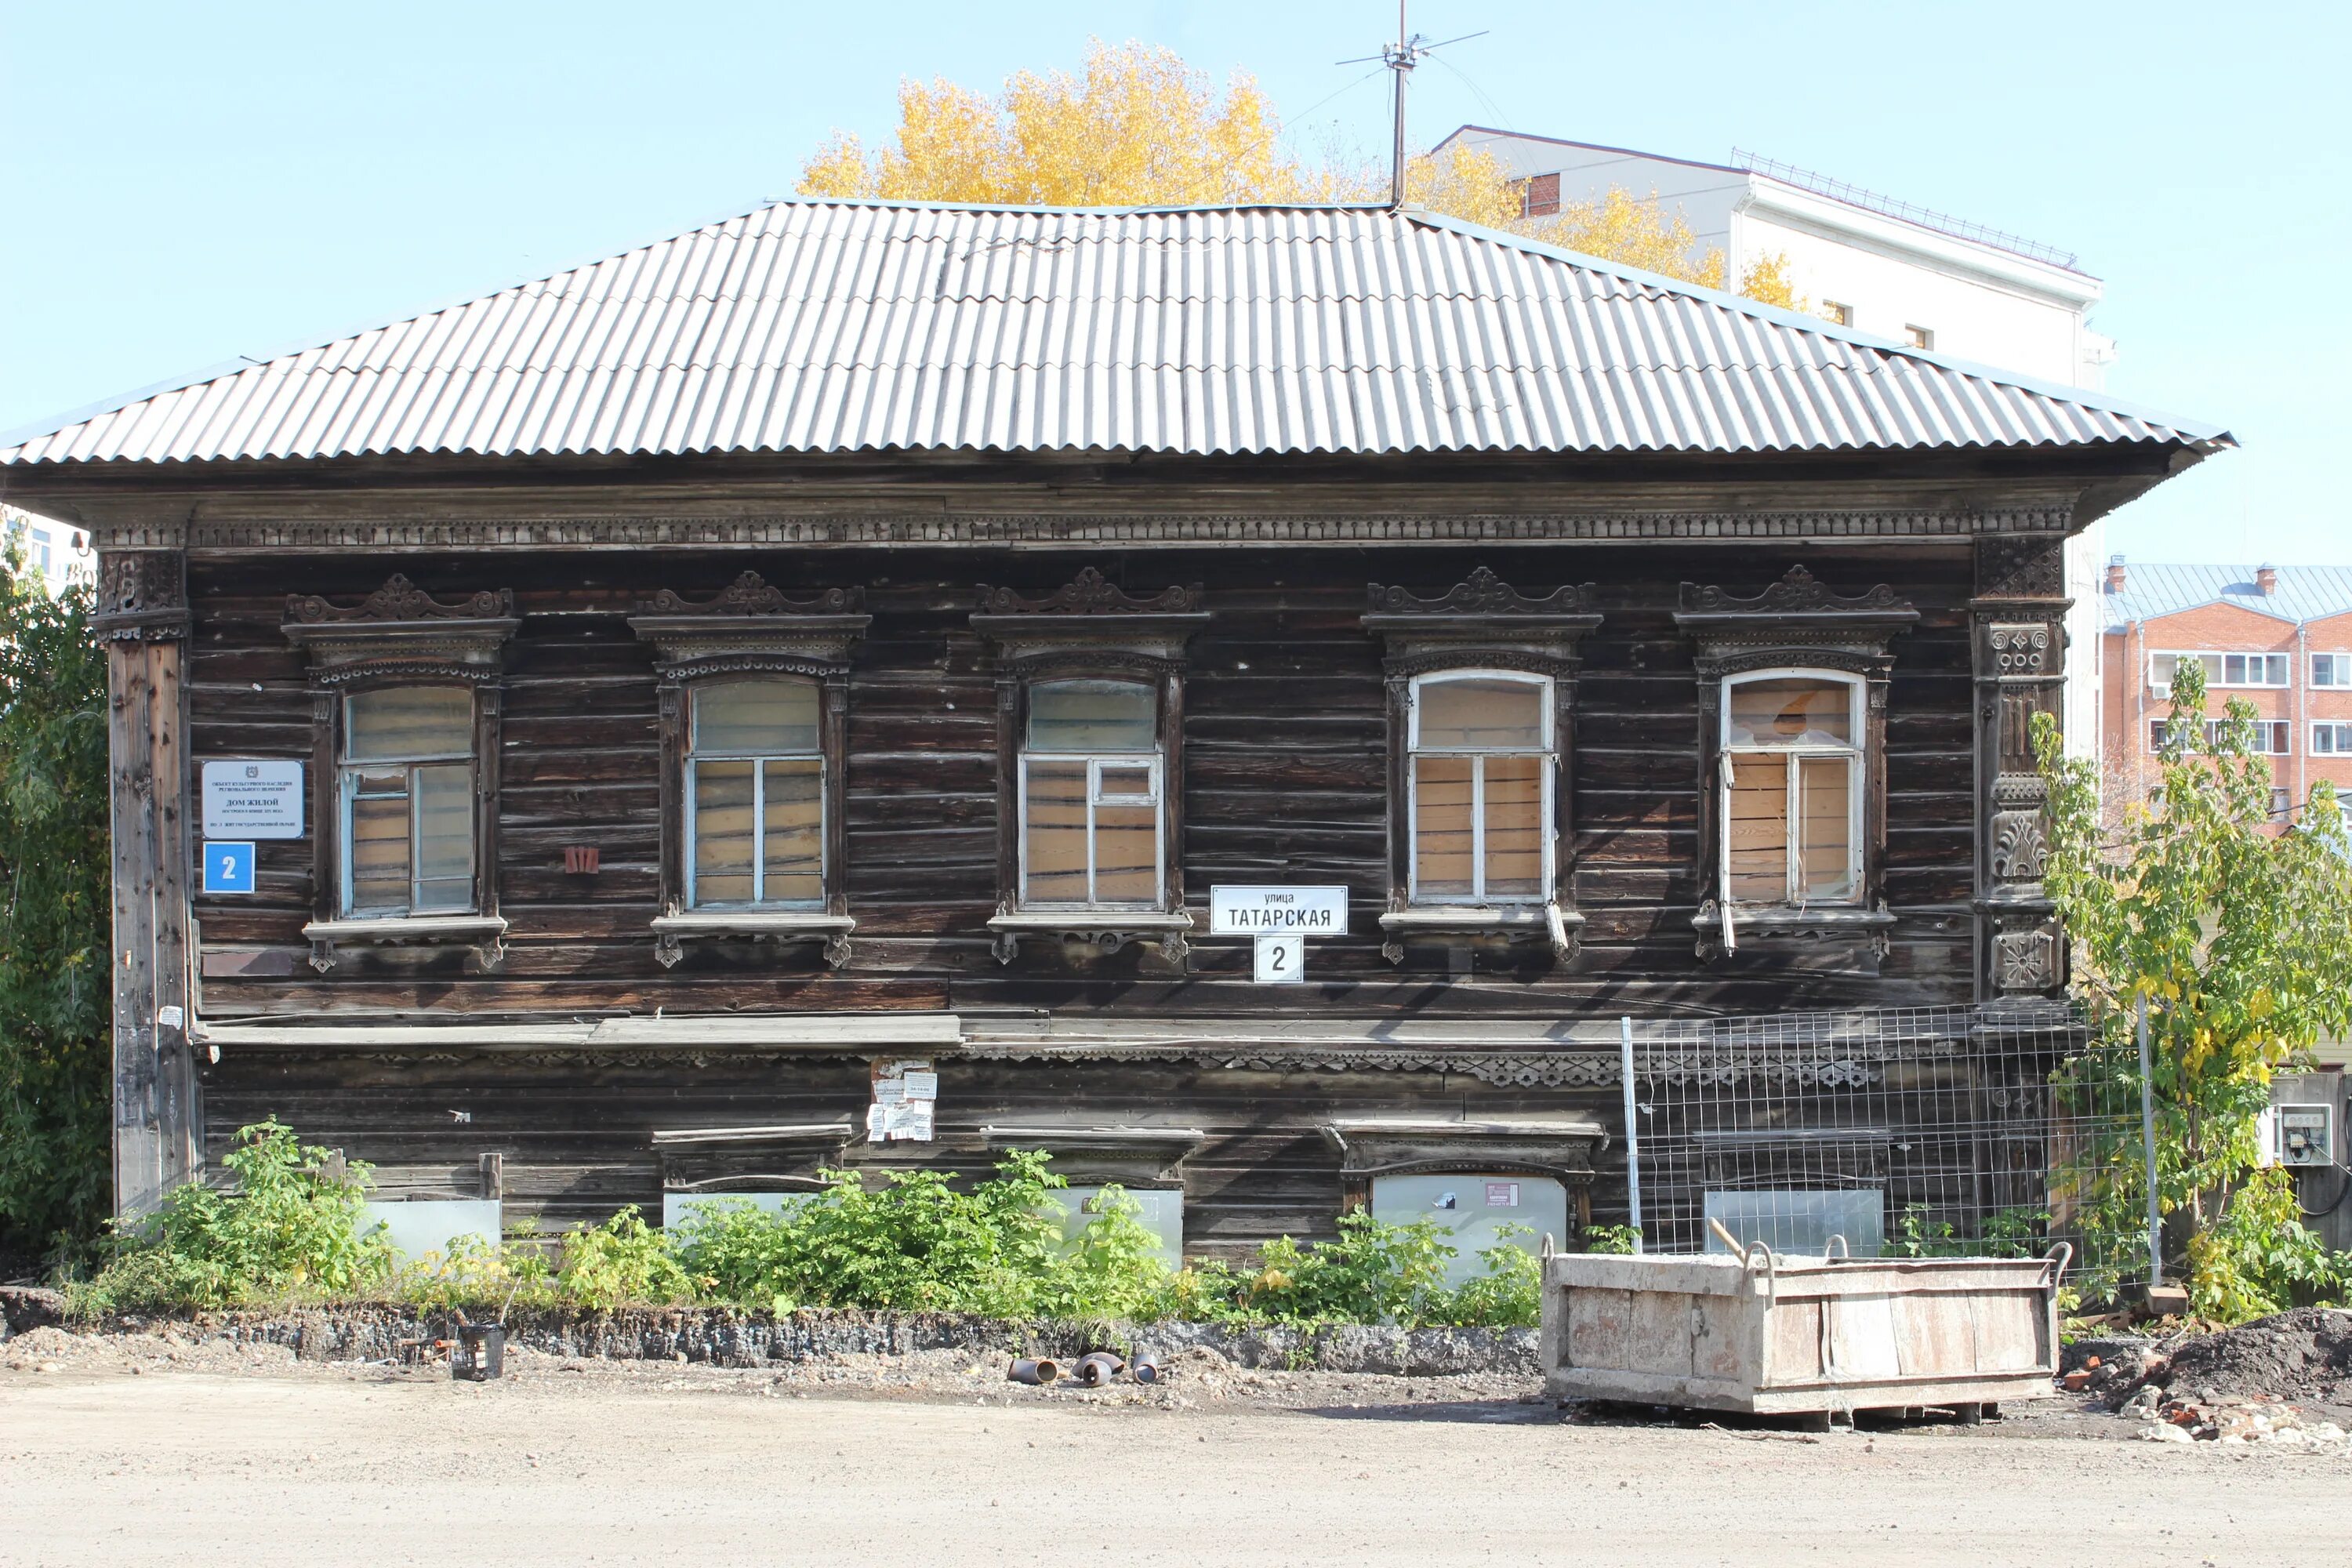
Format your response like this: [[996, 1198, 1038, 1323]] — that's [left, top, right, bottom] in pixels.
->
[[686, 679, 824, 909], [2314, 654, 2352, 688], [2270, 788, 2294, 823], [1406, 673, 1552, 904], [1722, 673, 1861, 906], [1018, 680, 1163, 909], [339, 687, 476, 916], [2316, 722, 2352, 755], [2151, 651, 2288, 689], [1903, 324, 1934, 350], [1515, 171, 1560, 218], [1822, 301, 1853, 328], [2153, 717, 2290, 754]]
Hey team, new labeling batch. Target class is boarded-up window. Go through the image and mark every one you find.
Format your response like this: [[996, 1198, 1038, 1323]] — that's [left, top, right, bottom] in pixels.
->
[[688, 679, 825, 907], [1020, 680, 1161, 907], [340, 687, 475, 916], [1721, 674, 1859, 906], [1409, 673, 1552, 903]]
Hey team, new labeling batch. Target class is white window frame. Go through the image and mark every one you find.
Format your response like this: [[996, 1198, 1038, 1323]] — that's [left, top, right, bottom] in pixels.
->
[[1404, 670, 1555, 906], [2315, 721, 2352, 756], [2313, 653, 2352, 689], [2150, 650, 2290, 690], [681, 677, 827, 911], [336, 687, 477, 918], [1016, 682, 1164, 911], [2152, 717, 2292, 755], [1719, 668, 1865, 909]]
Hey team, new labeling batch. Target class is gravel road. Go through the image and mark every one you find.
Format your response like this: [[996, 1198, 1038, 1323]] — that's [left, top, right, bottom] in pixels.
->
[[0, 1339, 2334, 1567]]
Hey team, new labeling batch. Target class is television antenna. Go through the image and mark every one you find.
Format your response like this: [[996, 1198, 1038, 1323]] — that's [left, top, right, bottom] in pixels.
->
[[1340, 4, 1488, 210]]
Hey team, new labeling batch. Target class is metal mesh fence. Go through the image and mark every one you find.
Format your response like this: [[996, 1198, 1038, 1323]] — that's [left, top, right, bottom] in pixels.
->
[[1627, 1003, 2151, 1301]]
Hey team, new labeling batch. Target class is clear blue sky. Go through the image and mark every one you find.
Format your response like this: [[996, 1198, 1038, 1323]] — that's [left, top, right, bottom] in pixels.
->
[[2, 1, 2339, 561]]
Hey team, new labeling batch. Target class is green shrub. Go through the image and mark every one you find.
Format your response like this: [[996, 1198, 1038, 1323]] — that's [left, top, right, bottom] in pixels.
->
[[71, 1120, 394, 1314], [557, 1206, 693, 1311]]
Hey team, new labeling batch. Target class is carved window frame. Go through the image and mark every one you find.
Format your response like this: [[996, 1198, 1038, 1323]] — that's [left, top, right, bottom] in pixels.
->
[[1363, 568, 1600, 964], [1675, 566, 1917, 962], [281, 575, 519, 972], [971, 569, 1210, 965], [629, 574, 869, 969], [1716, 667, 1867, 908]]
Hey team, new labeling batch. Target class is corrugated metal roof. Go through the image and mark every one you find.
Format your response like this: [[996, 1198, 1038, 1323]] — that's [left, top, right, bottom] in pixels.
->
[[2103, 563, 2352, 632], [0, 198, 2229, 467]]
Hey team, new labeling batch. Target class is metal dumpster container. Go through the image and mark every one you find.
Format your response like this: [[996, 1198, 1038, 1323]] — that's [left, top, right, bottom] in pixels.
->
[[1539, 1243, 2068, 1417]]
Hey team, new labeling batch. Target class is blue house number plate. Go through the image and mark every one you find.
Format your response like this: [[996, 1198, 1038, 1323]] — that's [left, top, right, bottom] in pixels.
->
[[203, 841, 256, 895]]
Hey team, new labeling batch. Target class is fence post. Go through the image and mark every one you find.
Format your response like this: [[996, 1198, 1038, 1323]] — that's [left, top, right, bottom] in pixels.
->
[[2136, 993, 2162, 1288], [1621, 1015, 1642, 1254]]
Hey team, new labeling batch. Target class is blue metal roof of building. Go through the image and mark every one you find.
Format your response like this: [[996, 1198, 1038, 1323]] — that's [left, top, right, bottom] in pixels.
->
[[2102, 562, 2352, 632], [0, 198, 2230, 468]]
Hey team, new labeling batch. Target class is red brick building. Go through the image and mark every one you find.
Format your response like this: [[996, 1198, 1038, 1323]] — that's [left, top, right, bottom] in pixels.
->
[[2100, 560, 2352, 822]]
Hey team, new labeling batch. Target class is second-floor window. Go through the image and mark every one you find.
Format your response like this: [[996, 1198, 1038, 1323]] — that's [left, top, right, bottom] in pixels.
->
[[1019, 679, 1161, 908], [1407, 672, 1552, 904], [1722, 672, 1862, 906], [687, 679, 824, 909], [2152, 651, 2289, 689], [2151, 717, 2291, 754], [2315, 722, 2352, 755], [2314, 654, 2352, 688], [340, 686, 475, 916]]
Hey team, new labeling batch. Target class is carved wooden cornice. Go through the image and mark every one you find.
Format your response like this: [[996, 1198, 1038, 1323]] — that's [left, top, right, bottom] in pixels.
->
[[1675, 565, 1918, 680], [92, 550, 190, 643], [627, 572, 869, 678], [971, 568, 1210, 667], [1363, 567, 1602, 674], [281, 573, 519, 683]]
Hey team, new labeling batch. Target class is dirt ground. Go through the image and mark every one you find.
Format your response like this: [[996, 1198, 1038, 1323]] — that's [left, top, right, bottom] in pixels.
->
[[1, 1330, 2340, 1568]]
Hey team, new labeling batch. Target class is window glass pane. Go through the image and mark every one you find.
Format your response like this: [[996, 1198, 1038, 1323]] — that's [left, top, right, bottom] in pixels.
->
[[692, 760, 757, 905], [1482, 754, 1544, 898], [2151, 654, 2177, 687], [412, 764, 474, 912], [1417, 677, 1543, 750], [1092, 801, 1157, 903], [2224, 653, 2248, 685], [694, 679, 820, 754], [1096, 763, 1156, 803], [1027, 681, 1155, 751], [1022, 759, 1090, 902], [1413, 755, 1475, 898], [2198, 653, 2223, 683], [1796, 756, 1853, 901], [1726, 678, 1852, 747], [346, 768, 411, 913], [1726, 757, 1789, 902], [347, 687, 472, 761], [762, 758, 824, 903]]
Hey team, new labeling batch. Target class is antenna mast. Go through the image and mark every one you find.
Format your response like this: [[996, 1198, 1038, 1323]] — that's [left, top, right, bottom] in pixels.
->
[[1340, 5, 1486, 212]]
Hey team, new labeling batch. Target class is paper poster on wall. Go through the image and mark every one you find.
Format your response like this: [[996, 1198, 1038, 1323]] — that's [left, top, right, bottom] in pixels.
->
[[868, 1058, 936, 1143]]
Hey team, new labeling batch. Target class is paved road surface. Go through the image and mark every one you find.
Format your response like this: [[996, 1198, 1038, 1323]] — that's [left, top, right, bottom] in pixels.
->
[[0, 1370, 2327, 1566]]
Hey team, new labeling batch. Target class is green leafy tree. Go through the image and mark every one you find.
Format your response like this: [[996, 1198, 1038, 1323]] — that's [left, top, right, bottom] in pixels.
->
[[2035, 662, 2352, 1316], [0, 542, 110, 1262]]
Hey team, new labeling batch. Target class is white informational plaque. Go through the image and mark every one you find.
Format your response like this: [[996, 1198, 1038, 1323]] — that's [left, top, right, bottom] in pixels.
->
[[1253, 934, 1305, 984], [201, 760, 305, 839]]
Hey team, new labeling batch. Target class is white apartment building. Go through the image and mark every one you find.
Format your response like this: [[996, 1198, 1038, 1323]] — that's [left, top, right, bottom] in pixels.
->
[[1435, 127, 2117, 758], [3, 504, 91, 594]]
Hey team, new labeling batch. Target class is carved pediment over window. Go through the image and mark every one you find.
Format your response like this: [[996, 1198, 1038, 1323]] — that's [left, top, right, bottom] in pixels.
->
[[1363, 567, 1601, 675], [281, 574, 519, 684], [628, 572, 870, 679], [1675, 565, 1918, 685], [971, 568, 1210, 667]]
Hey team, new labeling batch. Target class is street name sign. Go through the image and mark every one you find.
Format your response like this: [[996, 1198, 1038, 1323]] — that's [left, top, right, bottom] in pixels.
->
[[1208, 884, 1349, 936]]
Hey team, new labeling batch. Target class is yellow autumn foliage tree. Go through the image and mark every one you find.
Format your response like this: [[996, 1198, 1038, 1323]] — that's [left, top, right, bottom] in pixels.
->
[[800, 40, 1808, 310]]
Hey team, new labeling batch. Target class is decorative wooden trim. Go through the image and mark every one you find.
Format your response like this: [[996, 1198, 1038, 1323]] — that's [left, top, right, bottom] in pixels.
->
[[630, 574, 869, 967], [1675, 566, 1918, 964], [281, 575, 518, 974], [114, 506, 2078, 554], [1363, 569, 1602, 965], [973, 572, 1209, 966], [93, 550, 191, 643], [1970, 534, 2071, 1003], [1322, 1120, 1606, 1187]]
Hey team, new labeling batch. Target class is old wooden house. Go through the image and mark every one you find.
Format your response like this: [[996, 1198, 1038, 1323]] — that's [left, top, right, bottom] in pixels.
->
[[1, 199, 2226, 1262]]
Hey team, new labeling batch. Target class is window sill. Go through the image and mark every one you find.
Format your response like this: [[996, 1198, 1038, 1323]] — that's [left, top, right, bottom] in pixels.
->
[[988, 910, 1192, 964], [1379, 903, 1581, 962], [1691, 900, 1893, 960], [652, 911, 855, 969], [303, 914, 507, 974]]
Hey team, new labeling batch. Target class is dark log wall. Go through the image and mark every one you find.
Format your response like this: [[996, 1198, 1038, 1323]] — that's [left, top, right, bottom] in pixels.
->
[[186, 540, 1979, 1238], [190, 542, 1976, 1018]]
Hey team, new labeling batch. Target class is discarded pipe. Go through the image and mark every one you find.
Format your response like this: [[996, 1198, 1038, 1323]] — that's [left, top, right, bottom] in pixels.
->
[[1076, 1352, 1123, 1388], [1007, 1357, 1060, 1385], [1131, 1356, 1163, 1385]]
